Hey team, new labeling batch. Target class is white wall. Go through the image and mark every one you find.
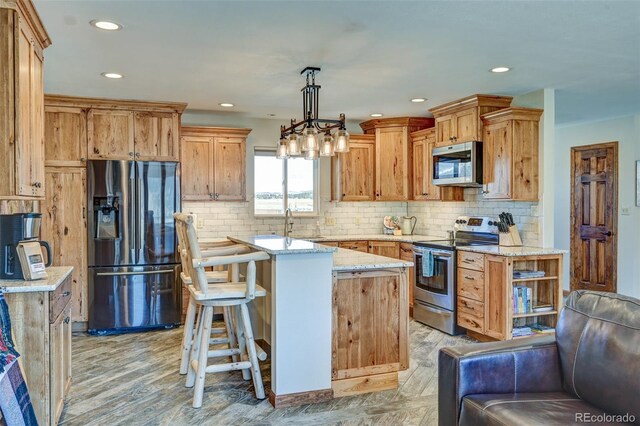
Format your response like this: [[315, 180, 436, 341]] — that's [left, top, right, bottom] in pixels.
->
[[554, 114, 640, 298]]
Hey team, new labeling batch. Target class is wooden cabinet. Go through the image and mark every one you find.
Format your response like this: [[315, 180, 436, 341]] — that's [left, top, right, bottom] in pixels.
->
[[399, 242, 415, 311], [45, 95, 186, 163], [360, 117, 434, 201], [88, 109, 135, 160], [44, 106, 87, 166], [5, 272, 72, 425], [331, 134, 376, 201], [481, 108, 543, 201], [180, 127, 251, 201], [368, 240, 400, 258], [134, 111, 180, 161], [41, 167, 88, 322], [338, 240, 369, 253], [456, 251, 564, 341], [0, 1, 50, 199], [410, 128, 464, 201], [429, 95, 513, 147], [331, 268, 409, 396]]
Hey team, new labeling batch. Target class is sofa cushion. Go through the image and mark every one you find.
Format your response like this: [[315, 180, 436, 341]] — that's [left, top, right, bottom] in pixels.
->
[[556, 291, 640, 419], [460, 392, 634, 426]]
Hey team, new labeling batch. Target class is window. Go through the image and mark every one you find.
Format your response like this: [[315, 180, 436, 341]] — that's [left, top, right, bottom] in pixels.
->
[[254, 149, 318, 216]]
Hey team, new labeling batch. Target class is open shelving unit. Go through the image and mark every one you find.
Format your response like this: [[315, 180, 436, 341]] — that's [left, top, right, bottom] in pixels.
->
[[509, 254, 564, 339]]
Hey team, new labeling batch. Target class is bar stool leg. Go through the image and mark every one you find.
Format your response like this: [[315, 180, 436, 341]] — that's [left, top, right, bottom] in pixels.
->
[[180, 296, 197, 374], [223, 306, 239, 363], [234, 305, 251, 381], [240, 303, 265, 399], [193, 305, 214, 408], [186, 304, 203, 388]]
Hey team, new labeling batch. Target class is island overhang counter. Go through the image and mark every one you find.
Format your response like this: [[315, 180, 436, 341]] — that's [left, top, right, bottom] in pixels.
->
[[226, 235, 412, 407]]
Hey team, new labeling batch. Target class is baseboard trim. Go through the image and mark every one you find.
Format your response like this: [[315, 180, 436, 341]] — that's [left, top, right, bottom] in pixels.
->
[[332, 372, 398, 397], [466, 330, 498, 342], [72, 321, 88, 333], [268, 388, 333, 408]]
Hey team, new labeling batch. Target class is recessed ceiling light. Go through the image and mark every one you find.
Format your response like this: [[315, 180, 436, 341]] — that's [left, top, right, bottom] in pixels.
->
[[101, 72, 124, 79], [90, 20, 122, 31], [370, 113, 383, 117], [490, 66, 511, 73], [411, 98, 427, 103], [219, 103, 234, 108]]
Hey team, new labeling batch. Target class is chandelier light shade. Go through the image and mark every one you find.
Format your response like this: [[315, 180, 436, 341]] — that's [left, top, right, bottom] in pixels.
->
[[277, 66, 348, 159], [319, 133, 334, 157], [334, 128, 350, 153]]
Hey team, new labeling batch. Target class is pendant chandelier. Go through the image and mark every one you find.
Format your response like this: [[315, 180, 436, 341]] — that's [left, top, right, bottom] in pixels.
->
[[277, 66, 350, 159]]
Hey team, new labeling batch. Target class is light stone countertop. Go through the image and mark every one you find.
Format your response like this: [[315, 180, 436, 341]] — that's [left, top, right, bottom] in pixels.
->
[[0, 266, 74, 294], [228, 235, 337, 255], [458, 245, 568, 257], [332, 247, 414, 271], [297, 234, 443, 243]]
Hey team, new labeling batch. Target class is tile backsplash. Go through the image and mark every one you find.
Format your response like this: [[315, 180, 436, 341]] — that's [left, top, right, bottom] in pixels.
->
[[184, 188, 540, 246]]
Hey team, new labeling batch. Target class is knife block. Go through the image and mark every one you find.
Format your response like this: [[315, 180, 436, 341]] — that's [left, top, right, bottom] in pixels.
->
[[499, 225, 523, 247]]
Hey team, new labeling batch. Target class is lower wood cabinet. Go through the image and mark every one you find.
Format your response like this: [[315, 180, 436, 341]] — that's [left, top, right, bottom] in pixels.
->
[[399, 243, 415, 311], [368, 240, 400, 258], [5, 273, 72, 425], [331, 268, 409, 396], [338, 240, 369, 253]]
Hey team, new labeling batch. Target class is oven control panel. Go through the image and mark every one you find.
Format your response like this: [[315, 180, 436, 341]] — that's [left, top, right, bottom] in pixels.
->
[[453, 216, 498, 233]]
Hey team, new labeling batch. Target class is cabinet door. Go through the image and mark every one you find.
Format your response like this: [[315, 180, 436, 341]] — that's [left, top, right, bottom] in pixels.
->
[[62, 302, 72, 393], [87, 109, 134, 160], [30, 51, 45, 197], [375, 127, 410, 201], [484, 255, 511, 340], [134, 111, 180, 161], [483, 121, 511, 199], [45, 107, 87, 166], [369, 241, 400, 258], [49, 311, 65, 424], [42, 168, 88, 321], [339, 141, 375, 201], [399, 242, 415, 310], [412, 139, 428, 200], [180, 136, 213, 200], [434, 114, 453, 146], [213, 137, 246, 201], [452, 108, 478, 143]]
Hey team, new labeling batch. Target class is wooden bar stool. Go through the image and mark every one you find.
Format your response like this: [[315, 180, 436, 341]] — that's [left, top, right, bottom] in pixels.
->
[[175, 213, 269, 407]]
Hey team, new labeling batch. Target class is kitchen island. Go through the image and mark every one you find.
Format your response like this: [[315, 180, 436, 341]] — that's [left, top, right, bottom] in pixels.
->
[[227, 235, 412, 407]]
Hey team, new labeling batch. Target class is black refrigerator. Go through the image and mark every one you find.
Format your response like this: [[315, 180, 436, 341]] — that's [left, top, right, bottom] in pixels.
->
[[87, 160, 181, 335]]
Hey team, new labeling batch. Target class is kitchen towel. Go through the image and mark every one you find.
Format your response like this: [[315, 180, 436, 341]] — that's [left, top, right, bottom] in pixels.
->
[[422, 249, 434, 277]]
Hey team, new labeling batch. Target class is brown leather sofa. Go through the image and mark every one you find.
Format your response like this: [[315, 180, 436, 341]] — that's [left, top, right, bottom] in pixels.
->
[[438, 290, 640, 425]]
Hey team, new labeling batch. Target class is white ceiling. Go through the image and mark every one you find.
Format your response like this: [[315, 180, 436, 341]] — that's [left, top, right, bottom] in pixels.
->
[[35, 0, 640, 124]]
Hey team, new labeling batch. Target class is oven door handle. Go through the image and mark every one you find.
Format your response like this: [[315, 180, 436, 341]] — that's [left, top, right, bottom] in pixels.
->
[[414, 250, 452, 258]]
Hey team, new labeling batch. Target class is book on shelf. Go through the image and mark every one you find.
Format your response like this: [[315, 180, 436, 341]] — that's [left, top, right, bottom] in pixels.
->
[[512, 326, 535, 337], [530, 323, 555, 334], [513, 270, 546, 279], [533, 304, 554, 313], [513, 286, 533, 314]]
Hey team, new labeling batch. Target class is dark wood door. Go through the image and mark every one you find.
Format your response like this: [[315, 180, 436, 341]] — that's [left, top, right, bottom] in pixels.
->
[[570, 142, 618, 293]]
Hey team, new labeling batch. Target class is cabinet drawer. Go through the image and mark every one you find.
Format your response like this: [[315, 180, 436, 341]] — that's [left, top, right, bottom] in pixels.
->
[[457, 297, 484, 332], [458, 251, 485, 271], [457, 269, 485, 302], [338, 241, 369, 253], [50, 277, 72, 323]]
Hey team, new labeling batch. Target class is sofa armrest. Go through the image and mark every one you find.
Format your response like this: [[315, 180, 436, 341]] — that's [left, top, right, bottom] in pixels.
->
[[438, 335, 563, 426]]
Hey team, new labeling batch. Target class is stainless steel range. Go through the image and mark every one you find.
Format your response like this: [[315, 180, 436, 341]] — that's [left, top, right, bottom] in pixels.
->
[[413, 216, 499, 335]]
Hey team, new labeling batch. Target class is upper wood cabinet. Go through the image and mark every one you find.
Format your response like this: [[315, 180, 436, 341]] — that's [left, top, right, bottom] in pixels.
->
[[44, 95, 187, 163], [481, 107, 543, 201], [180, 126, 251, 201], [360, 117, 434, 201], [88, 109, 135, 160], [0, 0, 50, 199], [331, 134, 376, 201], [410, 128, 464, 202], [134, 111, 180, 161], [429, 95, 513, 146], [44, 106, 88, 166]]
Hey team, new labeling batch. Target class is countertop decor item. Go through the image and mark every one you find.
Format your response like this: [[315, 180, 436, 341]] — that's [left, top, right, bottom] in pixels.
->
[[276, 67, 349, 159]]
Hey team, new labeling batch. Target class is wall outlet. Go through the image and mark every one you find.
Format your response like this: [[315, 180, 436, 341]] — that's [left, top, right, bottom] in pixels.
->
[[621, 207, 631, 216], [325, 217, 336, 226], [197, 218, 205, 229]]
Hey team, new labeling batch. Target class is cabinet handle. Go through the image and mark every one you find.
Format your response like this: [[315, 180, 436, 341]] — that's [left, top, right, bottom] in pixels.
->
[[64, 317, 70, 324], [215, 193, 219, 200], [62, 291, 71, 297], [82, 207, 86, 220], [342, 193, 345, 197], [80, 157, 86, 162], [462, 259, 474, 264], [464, 275, 475, 281], [94, 147, 100, 154]]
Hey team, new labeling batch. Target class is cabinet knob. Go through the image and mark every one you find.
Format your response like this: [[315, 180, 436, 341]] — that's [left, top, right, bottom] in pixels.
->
[[80, 157, 86, 162], [482, 190, 489, 195], [214, 193, 220, 200], [129, 152, 134, 157], [64, 317, 70, 324], [135, 152, 140, 158]]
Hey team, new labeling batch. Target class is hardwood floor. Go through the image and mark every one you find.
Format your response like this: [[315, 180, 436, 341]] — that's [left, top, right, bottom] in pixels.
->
[[59, 321, 475, 425]]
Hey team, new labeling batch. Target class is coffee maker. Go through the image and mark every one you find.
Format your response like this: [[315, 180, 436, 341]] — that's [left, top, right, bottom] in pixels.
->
[[0, 213, 51, 280]]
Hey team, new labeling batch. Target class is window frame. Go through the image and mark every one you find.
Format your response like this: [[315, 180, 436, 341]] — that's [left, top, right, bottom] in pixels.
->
[[253, 147, 319, 218]]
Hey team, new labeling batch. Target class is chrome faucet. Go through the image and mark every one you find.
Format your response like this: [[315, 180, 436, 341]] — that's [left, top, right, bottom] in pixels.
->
[[284, 208, 294, 237]]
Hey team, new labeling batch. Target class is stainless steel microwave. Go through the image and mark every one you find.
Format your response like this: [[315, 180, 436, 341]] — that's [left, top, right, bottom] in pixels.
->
[[432, 141, 483, 187]]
